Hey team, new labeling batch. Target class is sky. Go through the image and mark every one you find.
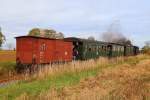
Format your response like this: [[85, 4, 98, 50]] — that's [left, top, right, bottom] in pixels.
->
[[0, 0, 150, 49]]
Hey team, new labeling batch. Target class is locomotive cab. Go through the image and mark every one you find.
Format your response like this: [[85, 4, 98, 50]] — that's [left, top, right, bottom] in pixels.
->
[[65, 37, 83, 60]]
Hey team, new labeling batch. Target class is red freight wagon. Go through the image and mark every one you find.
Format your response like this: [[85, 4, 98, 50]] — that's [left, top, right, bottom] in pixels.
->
[[16, 36, 73, 65]]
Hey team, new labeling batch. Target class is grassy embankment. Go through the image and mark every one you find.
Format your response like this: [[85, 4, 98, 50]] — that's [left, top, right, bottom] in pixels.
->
[[0, 54, 149, 100], [0, 50, 16, 79]]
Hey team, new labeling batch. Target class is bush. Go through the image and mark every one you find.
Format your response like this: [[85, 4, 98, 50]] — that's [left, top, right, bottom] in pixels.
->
[[141, 46, 150, 55], [0, 62, 16, 77]]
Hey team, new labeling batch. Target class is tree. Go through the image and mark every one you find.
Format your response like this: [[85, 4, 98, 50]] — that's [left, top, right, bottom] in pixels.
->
[[56, 32, 64, 39], [28, 28, 64, 39], [88, 36, 95, 41], [28, 28, 40, 37], [145, 41, 150, 47], [0, 27, 6, 47]]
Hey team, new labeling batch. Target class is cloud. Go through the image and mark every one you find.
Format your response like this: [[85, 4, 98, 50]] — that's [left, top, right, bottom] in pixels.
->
[[0, 0, 150, 48]]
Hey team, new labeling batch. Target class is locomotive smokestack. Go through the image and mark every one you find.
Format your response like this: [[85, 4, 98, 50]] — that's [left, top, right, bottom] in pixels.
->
[[102, 20, 132, 45]]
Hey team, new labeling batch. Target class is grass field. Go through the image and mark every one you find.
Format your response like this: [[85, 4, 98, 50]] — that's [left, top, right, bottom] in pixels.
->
[[0, 54, 149, 100]]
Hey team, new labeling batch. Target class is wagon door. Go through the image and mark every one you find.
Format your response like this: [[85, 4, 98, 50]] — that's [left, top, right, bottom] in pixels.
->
[[63, 42, 73, 61], [39, 41, 46, 64], [54, 40, 63, 62], [32, 39, 39, 64], [16, 37, 33, 64]]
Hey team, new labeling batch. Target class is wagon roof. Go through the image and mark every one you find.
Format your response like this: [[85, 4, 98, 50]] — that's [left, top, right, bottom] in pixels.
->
[[15, 36, 61, 40]]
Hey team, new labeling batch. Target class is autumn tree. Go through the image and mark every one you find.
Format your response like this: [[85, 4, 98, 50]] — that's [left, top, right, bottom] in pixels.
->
[[141, 41, 150, 54], [0, 27, 6, 48], [28, 28, 64, 39]]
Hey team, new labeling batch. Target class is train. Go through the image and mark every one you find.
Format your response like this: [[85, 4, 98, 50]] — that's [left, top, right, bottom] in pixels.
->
[[15, 36, 139, 72]]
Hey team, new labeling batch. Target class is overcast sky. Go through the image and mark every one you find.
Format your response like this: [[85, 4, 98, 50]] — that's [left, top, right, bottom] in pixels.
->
[[0, 0, 150, 48]]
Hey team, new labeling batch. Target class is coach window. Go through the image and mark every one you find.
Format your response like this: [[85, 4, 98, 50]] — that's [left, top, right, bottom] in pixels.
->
[[92, 45, 94, 51], [120, 47, 121, 52], [88, 46, 92, 52], [92, 46, 94, 51], [104, 46, 107, 51], [118, 46, 120, 51], [85, 45, 87, 51], [117, 46, 119, 51], [118, 46, 120, 52], [122, 47, 124, 51], [97, 46, 99, 51], [115, 46, 117, 51], [102, 46, 104, 50], [120, 47, 122, 52], [121, 47, 123, 52], [115, 46, 118, 52], [113, 46, 115, 51], [103, 46, 105, 51], [94, 46, 97, 51], [85, 45, 87, 49], [98, 46, 100, 51], [117, 46, 119, 52], [92, 46, 95, 51], [85, 45, 88, 52], [114, 46, 116, 52], [99, 46, 101, 51]]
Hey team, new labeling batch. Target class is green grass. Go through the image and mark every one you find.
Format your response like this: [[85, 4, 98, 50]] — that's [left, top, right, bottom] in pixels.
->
[[0, 62, 16, 69], [0, 55, 149, 99], [0, 66, 101, 99]]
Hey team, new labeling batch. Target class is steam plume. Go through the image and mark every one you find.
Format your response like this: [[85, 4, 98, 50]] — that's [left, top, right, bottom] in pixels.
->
[[102, 20, 132, 45]]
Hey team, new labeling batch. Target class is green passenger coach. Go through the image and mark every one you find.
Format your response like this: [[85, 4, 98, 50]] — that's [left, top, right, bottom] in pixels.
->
[[64, 37, 139, 60]]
